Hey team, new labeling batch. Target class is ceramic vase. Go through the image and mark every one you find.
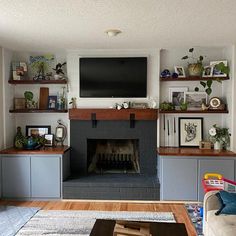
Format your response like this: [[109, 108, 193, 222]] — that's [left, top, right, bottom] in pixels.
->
[[214, 141, 222, 150]]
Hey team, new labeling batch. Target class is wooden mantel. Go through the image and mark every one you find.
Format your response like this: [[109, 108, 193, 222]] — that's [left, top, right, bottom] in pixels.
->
[[69, 108, 158, 121]]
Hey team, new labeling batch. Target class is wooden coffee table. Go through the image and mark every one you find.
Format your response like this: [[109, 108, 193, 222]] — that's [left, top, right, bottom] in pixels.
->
[[90, 219, 188, 236]]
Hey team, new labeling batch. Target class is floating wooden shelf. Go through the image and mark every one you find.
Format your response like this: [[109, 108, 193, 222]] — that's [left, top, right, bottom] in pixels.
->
[[159, 109, 228, 114], [69, 108, 158, 120], [8, 79, 67, 84], [160, 76, 229, 81], [157, 147, 236, 157], [9, 109, 68, 113]]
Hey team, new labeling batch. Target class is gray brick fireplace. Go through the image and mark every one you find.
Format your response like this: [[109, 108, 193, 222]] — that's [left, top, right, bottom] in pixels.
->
[[63, 109, 159, 200]]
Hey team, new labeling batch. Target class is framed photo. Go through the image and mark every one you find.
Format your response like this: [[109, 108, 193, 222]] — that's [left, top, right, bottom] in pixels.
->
[[48, 96, 57, 109], [185, 92, 207, 110], [44, 134, 54, 146], [210, 60, 227, 77], [26, 125, 51, 137], [179, 117, 203, 147], [14, 98, 25, 109], [202, 65, 213, 77], [174, 66, 186, 78], [169, 87, 188, 108]]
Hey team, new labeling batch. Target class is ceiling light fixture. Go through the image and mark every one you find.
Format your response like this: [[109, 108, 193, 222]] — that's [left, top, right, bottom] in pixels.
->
[[105, 29, 122, 37]]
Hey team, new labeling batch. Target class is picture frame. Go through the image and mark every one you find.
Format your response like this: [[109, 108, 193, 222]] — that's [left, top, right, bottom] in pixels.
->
[[48, 96, 57, 109], [169, 87, 188, 108], [26, 125, 51, 137], [185, 92, 208, 110], [174, 66, 186, 78], [178, 117, 203, 147], [210, 60, 227, 77], [44, 134, 54, 146], [14, 98, 25, 109], [202, 65, 213, 77]]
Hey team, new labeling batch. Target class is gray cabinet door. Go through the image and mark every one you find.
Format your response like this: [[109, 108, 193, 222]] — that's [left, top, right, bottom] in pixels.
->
[[160, 158, 198, 200], [2, 156, 30, 198], [198, 159, 235, 201], [31, 156, 61, 198]]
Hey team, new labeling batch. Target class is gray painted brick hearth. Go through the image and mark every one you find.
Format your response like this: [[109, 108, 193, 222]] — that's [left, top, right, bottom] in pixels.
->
[[63, 120, 159, 200]]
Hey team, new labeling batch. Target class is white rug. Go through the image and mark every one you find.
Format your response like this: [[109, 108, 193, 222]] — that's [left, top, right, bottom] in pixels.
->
[[16, 210, 175, 236]]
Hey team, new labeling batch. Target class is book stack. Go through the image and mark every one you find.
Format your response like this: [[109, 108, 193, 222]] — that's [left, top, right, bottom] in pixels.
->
[[12, 61, 27, 80]]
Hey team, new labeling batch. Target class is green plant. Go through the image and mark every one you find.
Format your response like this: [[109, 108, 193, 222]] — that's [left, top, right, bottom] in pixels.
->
[[24, 91, 33, 101], [208, 124, 231, 148], [180, 102, 188, 111], [160, 101, 175, 111], [182, 48, 204, 65]]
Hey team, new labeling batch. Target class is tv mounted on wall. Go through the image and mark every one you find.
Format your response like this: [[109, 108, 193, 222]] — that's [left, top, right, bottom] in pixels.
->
[[79, 57, 147, 98]]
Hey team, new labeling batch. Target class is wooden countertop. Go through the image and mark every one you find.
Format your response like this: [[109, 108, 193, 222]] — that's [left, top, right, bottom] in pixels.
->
[[0, 146, 71, 155], [157, 147, 236, 157]]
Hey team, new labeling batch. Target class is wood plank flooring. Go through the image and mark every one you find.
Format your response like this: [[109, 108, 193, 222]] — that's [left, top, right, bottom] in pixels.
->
[[0, 200, 197, 236]]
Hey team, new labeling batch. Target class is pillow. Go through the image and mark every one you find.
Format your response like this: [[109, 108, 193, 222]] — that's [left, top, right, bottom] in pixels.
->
[[215, 190, 236, 215]]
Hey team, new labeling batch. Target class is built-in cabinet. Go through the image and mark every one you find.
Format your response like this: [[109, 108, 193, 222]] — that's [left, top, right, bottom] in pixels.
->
[[0, 147, 70, 199], [2, 156, 31, 198], [159, 155, 236, 201]]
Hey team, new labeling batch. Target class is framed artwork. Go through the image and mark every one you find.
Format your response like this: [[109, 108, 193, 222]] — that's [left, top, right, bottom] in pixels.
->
[[210, 60, 227, 77], [44, 134, 54, 146], [174, 66, 186, 78], [185, 92, 208, 110], [202, 65, 213, 77], [14, 98, 25, 109], [178, 117, 203, 147], [169, 87, 188, 108], [26, 125, 51, 137], [48, 96, 57, 109]]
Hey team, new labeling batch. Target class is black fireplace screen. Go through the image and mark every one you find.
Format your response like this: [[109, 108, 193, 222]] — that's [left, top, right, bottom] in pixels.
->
[[87, 139, 140, 174]]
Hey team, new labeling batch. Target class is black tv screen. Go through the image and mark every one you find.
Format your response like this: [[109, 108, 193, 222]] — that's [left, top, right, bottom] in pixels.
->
[[79, 57, 147, 97]]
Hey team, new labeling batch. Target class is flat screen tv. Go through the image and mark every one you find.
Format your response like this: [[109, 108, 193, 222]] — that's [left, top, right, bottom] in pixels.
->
[[79, 57, 147, 97]]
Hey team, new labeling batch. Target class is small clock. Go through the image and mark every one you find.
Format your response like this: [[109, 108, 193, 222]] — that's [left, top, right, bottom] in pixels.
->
[[209, 97, 221, 109]]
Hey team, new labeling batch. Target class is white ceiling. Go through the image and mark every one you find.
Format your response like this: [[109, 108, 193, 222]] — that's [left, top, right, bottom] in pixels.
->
[[0, 0, 236, 52]]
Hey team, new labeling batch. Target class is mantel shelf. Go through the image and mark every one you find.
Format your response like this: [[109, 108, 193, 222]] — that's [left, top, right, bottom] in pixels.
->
[[160, 76, 229, 81], [159, 109, 228, 114], [69, 108, 158, 121], [8, 79, 67, 84], [9, 109, 68, 113]]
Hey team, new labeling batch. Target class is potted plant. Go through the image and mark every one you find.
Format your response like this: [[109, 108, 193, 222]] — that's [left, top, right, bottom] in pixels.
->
[[182, 48, 204, 76], [208, 124, 231, 150]]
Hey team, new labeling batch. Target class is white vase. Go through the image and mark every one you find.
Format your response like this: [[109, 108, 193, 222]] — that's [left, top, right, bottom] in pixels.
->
[[214, 141, 222, 150]]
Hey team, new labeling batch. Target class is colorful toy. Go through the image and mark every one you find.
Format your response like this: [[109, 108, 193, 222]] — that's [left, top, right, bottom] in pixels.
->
[[202, 173, 236, 193]]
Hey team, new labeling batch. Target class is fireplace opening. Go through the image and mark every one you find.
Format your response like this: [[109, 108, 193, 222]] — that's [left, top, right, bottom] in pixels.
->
[[87, 139, 140, 174]]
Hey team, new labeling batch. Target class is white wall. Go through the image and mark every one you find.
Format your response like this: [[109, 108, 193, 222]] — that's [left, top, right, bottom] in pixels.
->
[[67, 49, 160, 107], [0, 47, 4, 149], [2, 48, 15, 148]]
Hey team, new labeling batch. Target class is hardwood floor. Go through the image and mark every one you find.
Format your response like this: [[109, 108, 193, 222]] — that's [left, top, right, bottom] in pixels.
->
[[0, 200, 197, 236]]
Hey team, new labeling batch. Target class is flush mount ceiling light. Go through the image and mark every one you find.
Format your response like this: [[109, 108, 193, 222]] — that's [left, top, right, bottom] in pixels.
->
[[105, 29, 122, 37]]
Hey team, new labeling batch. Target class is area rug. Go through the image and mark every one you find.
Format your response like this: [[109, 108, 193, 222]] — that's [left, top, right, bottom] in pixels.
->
[[16, 210, 175, 235], [0, 205, 40, 236], [185, 203, 203, 236]]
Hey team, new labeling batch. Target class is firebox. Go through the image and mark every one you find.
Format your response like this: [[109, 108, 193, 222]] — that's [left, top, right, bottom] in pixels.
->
[[87, 139, 140, 174]]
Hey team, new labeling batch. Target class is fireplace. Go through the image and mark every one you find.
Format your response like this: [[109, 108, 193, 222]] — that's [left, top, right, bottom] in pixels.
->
[[64, 108, 159, 200], [87, 139, 140, 174]]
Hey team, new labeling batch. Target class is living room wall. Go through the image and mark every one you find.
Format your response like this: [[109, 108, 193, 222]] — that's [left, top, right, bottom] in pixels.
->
[[0, 47, 4, 150], [3, 49, 160, 147]]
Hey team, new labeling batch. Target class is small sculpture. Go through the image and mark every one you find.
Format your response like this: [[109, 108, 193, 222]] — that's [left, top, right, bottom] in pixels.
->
[[69, 97, 77, 108], [53, 62, 66, 79]]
